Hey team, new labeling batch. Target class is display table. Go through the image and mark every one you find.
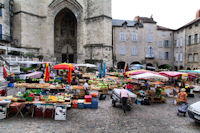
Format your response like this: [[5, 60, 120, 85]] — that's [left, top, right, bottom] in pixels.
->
[[15, 83, 65, 90], [9, 101, 71, 119]]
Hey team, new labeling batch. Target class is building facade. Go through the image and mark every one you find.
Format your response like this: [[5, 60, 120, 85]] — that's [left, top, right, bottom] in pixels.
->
[[112, 17, 174, 70], [12, 0, 113, 66], [173, 28, 186, 70], [184, 13, 200, 70], [0, 0, 13, 54], [1, 1, 200, 69]]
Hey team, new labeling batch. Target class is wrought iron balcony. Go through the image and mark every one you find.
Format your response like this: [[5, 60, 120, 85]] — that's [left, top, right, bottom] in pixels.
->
[[145, 56, 154, 59], [0, 34, 11, 42]]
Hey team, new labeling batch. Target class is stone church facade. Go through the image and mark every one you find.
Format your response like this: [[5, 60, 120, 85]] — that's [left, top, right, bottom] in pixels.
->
[[12, 0, 113, 66]]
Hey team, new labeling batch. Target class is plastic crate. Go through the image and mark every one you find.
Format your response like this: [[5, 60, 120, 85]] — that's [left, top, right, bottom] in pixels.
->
[[44, 109, 54, 118], [85, 95, 92, 103], [78, 103, 84, 109], [92, 98, 98, 103], [84, 102, 92, 108], [35, 107, 43, 117], [73, 100, 78, 108], [91, 103, 98, 109], [91, 99, 98, 109], [8, 83, 14, 87]]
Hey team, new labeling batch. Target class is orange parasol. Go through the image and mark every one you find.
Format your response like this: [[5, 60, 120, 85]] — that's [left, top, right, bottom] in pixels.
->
[[67, 64, 72, 83], [44, 63, 50, 82], [3, 65, 8, 79], [53, 63, 75, 71]]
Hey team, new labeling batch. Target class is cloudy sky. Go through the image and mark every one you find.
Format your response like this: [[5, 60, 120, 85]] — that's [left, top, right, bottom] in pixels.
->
[[112, 0, 200, 29]]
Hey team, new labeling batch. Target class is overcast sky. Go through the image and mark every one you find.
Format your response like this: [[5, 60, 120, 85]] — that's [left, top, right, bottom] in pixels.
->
[[112, 0, 200, 29]]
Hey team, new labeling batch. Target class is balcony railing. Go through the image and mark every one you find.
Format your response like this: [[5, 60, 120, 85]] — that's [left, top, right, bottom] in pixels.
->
[[0, 34, 11, 42], [145, 56, 154, 59]]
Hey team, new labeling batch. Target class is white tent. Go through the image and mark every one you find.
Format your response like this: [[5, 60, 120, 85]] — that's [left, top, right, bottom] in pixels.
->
[[131, 73, 168, 81], [75, 64, 96, 68]]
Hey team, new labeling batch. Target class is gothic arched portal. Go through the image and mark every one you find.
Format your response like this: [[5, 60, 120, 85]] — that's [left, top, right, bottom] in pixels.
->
[[54, 8, 77, 63]]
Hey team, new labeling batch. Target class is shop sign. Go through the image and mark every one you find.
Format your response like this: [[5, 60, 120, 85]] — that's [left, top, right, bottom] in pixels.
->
[[0, 105, 6, 120], [55, 105, 66, 120]]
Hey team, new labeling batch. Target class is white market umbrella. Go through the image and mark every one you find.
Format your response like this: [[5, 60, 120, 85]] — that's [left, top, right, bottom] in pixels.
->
[[131, 73, 168, 81], [75, 64, 97, 68]]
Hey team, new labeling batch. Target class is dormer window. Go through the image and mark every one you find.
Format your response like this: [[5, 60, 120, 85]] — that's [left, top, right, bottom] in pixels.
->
[[122, 21, 128, 29]]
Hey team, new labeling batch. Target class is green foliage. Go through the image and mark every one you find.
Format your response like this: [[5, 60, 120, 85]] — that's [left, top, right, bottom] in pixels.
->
[[20, 67, 34, 73], [25, 52, 35, 58]]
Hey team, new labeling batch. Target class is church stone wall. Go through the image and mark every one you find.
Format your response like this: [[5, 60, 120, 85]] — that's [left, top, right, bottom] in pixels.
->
[[12, 0, 113, 66]]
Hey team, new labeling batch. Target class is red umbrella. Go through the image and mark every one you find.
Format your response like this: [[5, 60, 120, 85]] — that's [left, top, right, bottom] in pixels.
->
[[67, 64, 72, 83], [53, 63, 75, 71], [3, 65, 8, 79], [44, 63, 50, 82]]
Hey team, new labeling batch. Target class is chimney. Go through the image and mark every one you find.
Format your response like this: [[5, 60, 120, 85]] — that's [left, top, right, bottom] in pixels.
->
[[134, 16, 140, 22], [196, 9, 200, 19], [150, 14, 153, 20]]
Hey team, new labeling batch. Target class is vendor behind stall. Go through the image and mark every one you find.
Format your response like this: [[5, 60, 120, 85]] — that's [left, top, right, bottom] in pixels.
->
[[84, 80, 89, 95], [126, 82, 133, 92]]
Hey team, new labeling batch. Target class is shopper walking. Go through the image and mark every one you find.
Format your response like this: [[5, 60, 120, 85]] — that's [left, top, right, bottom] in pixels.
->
[[120, 86, 130, 114]]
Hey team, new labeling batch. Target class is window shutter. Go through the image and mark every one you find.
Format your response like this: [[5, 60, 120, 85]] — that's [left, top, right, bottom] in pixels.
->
[[180, 53, 183, 62], [180, 38, 183, 47], [0, 24, 2, 39], [176, 39, 179, 47], [197, 34, 199, 44], [0, 8, 2, 16], [148, 34, 152, 43], [168, 52, 171, 60], [152, 47, 154, 57], [159, 51, 162, 59], [132, 33, 137, 42], [192, 35, 194, 44], [147, 47, 150, 57], [176, 53, 178, 61], [169, 40, 171, 47]]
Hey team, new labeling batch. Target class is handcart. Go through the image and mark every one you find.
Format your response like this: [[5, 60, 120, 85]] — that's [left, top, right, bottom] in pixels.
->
[[111, 89, 137, 111]]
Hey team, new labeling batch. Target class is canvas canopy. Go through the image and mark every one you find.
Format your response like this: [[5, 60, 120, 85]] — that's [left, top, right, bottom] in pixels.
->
[[131, 73, 168, 81]]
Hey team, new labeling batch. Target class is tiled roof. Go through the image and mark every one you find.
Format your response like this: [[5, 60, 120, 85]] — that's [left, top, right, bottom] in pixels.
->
[[112, 19, 136, 26], [178, 17, 200, 30], [139, 17, 157, 24], [157, 25, 174, 31]]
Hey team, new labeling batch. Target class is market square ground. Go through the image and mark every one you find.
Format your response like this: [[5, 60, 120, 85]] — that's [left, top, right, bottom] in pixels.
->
[[0, 93, 200, 133]]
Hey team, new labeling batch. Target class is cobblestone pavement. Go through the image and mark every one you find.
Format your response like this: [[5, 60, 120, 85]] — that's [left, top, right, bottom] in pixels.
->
[[0, 93, 200, 133]]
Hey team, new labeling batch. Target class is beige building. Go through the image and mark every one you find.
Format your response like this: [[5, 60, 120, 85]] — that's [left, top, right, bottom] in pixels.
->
[[112, 17, 174, 70], [173, 28, 186, 70], [12, 0, 112, 66], [184, 11, 200, 70]]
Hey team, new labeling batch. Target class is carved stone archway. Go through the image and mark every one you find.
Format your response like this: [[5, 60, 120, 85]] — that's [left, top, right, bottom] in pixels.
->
[[45, 0, 84, 63]]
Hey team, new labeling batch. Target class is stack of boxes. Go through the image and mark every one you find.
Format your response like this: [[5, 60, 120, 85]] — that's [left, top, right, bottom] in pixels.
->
[[72, 100, 78, 108], [91, 97, 98, 109], [78, 99, 84, 109], [72, 94, 98, 109], [84, 95, 92, 108]]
